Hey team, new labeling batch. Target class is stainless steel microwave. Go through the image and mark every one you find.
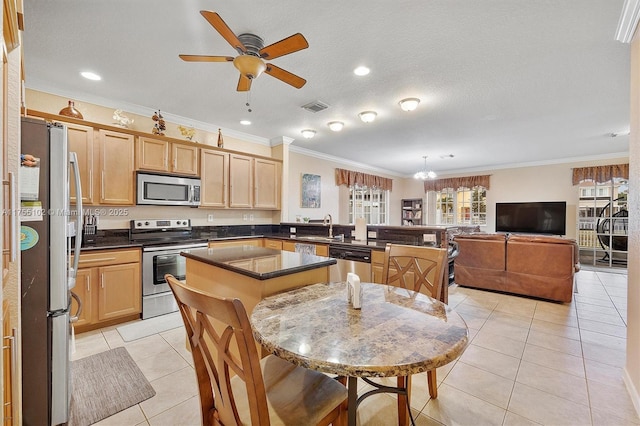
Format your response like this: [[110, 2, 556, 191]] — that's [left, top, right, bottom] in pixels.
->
[[136, 173, 201, 207]]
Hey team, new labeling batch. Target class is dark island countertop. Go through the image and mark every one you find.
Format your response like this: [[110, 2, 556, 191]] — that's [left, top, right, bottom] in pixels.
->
[[181, 246, 337, 280]]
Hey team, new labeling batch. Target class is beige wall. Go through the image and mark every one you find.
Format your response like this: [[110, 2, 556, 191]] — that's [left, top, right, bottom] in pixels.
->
[[626, 31, 640, 415]]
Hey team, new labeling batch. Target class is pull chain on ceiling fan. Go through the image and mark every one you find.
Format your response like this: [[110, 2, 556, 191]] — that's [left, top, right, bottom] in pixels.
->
[[179, 11, 309, 92]]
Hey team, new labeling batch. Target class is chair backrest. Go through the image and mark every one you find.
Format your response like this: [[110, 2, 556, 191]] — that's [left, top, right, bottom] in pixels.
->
[[165, 274, 269, 426], [381, 243, 448, 300]]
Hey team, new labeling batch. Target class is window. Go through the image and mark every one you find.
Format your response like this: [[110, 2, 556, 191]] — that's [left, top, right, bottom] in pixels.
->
[[577, 178, 628, 267], [348, 185, 388, 224], [433, 186, 487, 226]]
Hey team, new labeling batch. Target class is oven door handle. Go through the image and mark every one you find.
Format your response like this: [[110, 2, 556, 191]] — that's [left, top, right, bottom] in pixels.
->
[[143, 243, 208, 252]]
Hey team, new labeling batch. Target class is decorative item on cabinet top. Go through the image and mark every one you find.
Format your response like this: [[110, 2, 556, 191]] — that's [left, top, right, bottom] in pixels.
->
[[113, 109, 134, 128], [59, 100, 83, 119], [152, 110, 166, 135], [178, 125, 196, 141], [217, 128, 224, 148]]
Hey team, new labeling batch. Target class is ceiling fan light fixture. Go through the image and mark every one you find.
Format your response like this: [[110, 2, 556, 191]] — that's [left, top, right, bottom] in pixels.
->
[[301, 129, 316, 139], [359, 111, 377, 123], [414, 156, 437, 180], [233, 55, 266, 79], [328, 121, 344, 132], [399, 97, 420, 112]]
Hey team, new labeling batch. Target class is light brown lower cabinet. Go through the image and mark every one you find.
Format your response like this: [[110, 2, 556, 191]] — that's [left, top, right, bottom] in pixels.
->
[[71, 249, 141, 333], [208, 239, 262, 248]]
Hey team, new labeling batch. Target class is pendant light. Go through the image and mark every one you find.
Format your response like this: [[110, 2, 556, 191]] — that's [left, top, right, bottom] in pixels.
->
[[413, 156, 437, 180]]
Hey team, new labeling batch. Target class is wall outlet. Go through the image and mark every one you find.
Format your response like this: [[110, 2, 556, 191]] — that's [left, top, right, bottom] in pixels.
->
[[423, 233, 437, 243], [207, 214, 214, 222], [249, 214, 254, 221], [243, 214, 248, 221], [290, 227, 296, 234]]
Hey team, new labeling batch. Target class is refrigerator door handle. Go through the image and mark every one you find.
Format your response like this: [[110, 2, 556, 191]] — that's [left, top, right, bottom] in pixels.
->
[[70, 291, 82, 323], [69, 152, 83, 289]]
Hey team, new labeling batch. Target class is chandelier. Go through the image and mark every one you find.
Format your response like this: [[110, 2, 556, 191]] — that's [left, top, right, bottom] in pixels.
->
[[414, 156, 437, 180]]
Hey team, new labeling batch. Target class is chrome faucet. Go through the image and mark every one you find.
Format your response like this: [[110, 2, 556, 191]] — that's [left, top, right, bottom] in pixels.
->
[[323, 214, 333, 238]]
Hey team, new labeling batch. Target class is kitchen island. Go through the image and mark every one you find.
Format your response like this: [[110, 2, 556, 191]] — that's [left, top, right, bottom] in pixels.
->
[[181, 245, 337, 315]]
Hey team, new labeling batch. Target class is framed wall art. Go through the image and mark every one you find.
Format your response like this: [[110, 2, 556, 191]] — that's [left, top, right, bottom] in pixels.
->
[[301, 173, 321, 208]]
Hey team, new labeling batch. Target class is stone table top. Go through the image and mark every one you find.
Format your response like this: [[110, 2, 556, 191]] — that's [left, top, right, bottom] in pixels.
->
[[251, 282, 469, 378]]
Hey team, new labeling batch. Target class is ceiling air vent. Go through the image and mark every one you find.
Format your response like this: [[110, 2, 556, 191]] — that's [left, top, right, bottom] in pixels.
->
[[301, 100, 330, 113]]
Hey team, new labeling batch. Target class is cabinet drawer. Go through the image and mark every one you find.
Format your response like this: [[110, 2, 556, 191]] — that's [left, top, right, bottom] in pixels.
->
[[74, 248, 141, 268], [263, 239, 283, 250]]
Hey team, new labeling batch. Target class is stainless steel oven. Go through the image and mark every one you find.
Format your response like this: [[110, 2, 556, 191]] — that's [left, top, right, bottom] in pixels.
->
[[131, 219, 208, 319], [142, 242, 207, 318]]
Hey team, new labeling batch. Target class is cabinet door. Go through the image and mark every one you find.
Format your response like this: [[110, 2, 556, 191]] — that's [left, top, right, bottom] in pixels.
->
[[136, 137, 169, 172], [282, 241, 296, 252], [229, 154, 253, 208], [3, 299, 13, 424], [200, 149, 228, 207], [97, 130, 135, 205], [67, 123, 95, 205], [315, 244, 329, 257], [254, 158, 280, 209], [97, 263, 141, 321], [172, 143, 199, 175], [71, 268, 93, 328]]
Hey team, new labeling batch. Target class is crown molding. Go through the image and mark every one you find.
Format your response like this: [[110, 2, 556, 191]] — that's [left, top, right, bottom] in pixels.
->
[[616, 0, 640, 43], [289, 145, 404, 177]]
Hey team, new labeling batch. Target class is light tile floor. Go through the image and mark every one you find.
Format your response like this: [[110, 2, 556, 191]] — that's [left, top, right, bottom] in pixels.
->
[[73, 267, 639, 426]]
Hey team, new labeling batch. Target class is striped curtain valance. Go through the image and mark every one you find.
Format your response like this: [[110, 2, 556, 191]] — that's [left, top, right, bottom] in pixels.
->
[[335, 168, 393, 191], [572, 163, 629, 185], [423, 175, 491, 192]]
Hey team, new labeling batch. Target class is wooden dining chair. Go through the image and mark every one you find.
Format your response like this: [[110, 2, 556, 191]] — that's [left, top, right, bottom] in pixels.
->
[[381, 243, 448, 399], [165, 274, 347, 426]]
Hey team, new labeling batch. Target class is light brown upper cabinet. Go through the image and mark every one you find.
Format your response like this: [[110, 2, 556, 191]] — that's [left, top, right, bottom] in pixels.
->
[[59, 122, 133, 206], [200, 149, 229, 208], [67, 123, 95, 205], [97, 130, 135, 205], [227, 154, 281, 209], [136, 136, 199, 176], [253, 158, 280, 209], [229, 153, 253, 208]]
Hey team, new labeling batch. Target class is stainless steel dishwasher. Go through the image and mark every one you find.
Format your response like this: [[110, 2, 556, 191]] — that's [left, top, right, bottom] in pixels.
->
[[328, 245, 372, 282]]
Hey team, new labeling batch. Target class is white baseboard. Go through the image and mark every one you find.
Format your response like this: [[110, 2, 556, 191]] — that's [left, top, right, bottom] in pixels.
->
[[623, 367, 640, 418]]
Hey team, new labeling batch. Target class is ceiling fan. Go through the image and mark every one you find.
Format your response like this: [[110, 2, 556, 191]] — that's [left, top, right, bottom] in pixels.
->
[[179, 11, 309, 92]]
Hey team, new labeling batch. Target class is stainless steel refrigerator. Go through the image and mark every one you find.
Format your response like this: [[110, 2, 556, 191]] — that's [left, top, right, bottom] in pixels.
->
[[21, 117, 83, 426]]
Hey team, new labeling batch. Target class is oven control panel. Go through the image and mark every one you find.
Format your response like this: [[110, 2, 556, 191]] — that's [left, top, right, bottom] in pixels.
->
[[131, 219, 191, 230]]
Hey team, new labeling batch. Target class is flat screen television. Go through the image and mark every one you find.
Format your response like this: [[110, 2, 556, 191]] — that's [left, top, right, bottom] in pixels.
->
[[495, 201, 566, 235]]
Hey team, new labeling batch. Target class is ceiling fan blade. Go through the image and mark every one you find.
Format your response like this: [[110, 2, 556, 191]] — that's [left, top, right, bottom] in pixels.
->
[[264, 64, 306, 89], [259, 33, 309, 60], [179, 54, 234, 62], [200, 10, 247, 54], [237, 75, 252, 92]]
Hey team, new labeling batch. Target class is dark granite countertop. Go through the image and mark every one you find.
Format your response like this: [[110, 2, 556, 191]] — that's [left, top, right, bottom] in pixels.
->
[[181, 246, 337, 280]]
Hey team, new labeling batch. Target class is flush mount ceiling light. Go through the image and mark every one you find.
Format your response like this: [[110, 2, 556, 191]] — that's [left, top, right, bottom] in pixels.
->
[[301, 129, 316, 139], [80, 71, 101, 81], [240, 120, 251, 125], [353, 66, 370, 76], [327, 121, 344, 132], [399, 97, 420, 112], [414, 156, 437, 180], [358, 111, 377, 123]]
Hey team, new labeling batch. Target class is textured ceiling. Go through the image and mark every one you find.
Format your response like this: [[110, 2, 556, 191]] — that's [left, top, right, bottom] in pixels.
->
[[22, 0, 630, 177]]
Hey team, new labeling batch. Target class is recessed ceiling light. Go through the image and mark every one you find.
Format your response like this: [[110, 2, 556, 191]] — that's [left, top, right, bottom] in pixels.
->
[[399, 98, 420, 112], [358, 111, 377, 123], [353, 66, 370, 76], [301, 129, 316, 139], [327, 121, 344, 132], [240, 120, 251, 125], [80, 71, 101, 81]]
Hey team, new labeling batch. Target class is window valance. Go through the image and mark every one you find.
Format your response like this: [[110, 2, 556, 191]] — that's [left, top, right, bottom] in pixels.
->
[[335, 168, 393, 191], [571, 163, 629, 185], [423, 175, 491, 192]]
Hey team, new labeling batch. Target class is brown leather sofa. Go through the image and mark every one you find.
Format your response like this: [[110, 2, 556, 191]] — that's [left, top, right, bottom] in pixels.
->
[[453, 233, 580, 302]]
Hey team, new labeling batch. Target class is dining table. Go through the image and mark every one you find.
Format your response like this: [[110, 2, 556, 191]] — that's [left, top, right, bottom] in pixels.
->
[[250, 281, 469, 426]]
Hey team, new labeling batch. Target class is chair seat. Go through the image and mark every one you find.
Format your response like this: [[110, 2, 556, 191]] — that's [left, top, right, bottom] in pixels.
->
[[233, 355, 348, 426]]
